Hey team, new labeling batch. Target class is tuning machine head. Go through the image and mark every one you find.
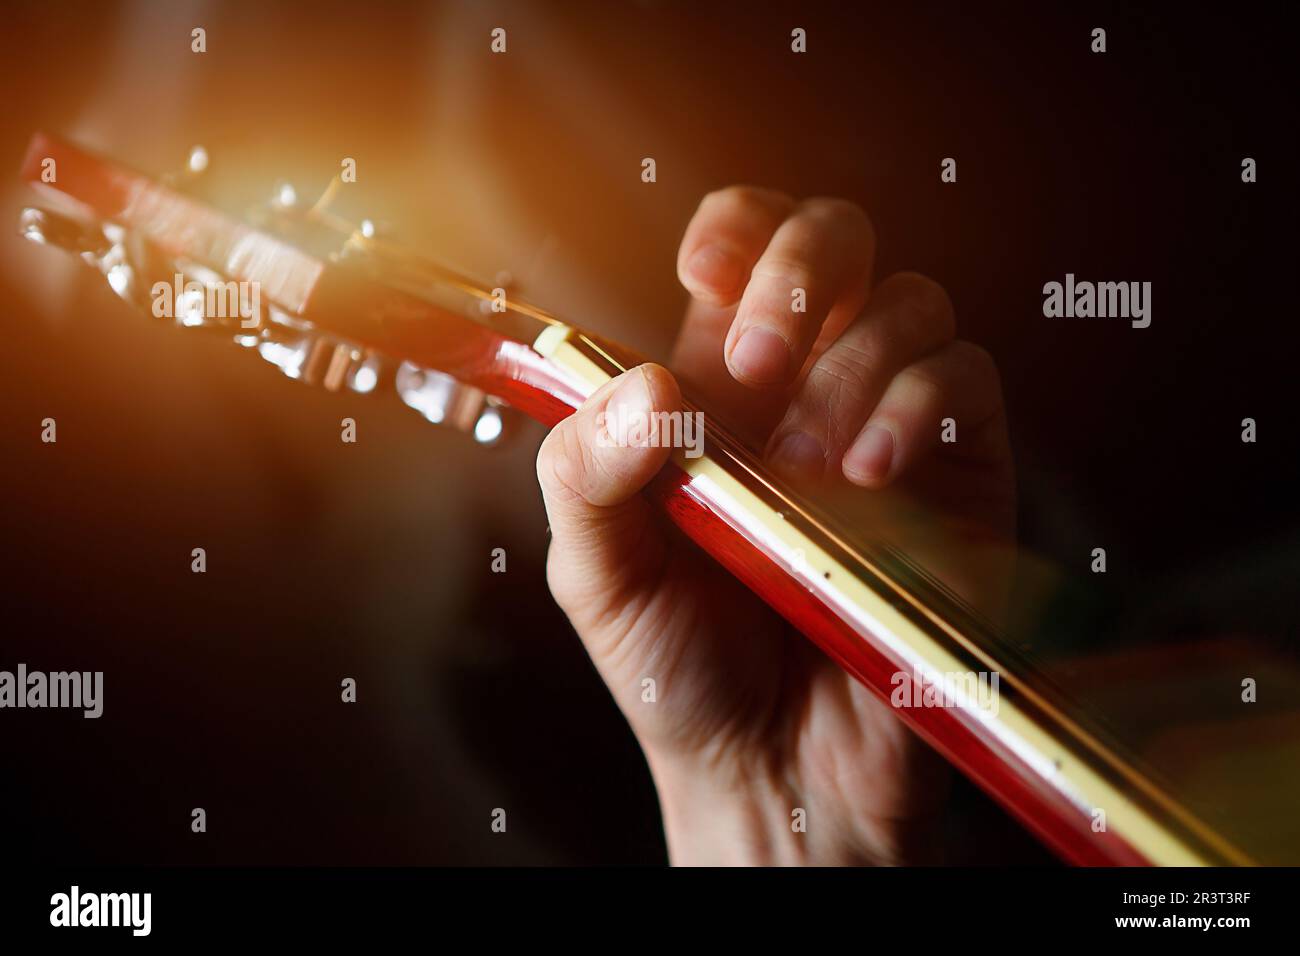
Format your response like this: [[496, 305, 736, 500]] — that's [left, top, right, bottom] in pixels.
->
[[18, 142, 517, 449], [20, 206, 148, 311]]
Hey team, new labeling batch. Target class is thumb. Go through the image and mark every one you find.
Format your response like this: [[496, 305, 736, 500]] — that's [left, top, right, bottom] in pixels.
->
[[536, 363, 682, 626]]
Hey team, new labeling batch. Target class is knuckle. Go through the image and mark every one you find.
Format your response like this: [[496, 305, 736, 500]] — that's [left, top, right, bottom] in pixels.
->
[[949, 340, 1004, 415], [809, 342, 878, 412], [903, 363, 949, 406], [535, 422, 585, 504], [751, 256, 817, 293], [954, 340, 999, 384], [536, 425, 556, 472], [702, 184, 793, 217], [535, 428, 566, 494], [886, 271, 956, 341], [543, 541, 567, 597], [800, 196, 873, 229]]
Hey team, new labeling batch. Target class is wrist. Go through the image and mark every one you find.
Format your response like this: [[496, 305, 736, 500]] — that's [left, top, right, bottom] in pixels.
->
[[646, 750, 871, 866]]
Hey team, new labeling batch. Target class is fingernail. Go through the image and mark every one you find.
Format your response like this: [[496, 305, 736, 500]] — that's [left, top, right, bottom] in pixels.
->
[[844, 425, 894, 484], [606, 368, 652, 447], [729, 326, 790, 386], [769, 431, 825, 483], [685, 245, 744, 297]]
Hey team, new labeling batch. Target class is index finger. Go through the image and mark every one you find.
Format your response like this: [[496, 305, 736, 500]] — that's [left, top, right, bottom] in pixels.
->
[[676, 186, 795, 306], [724, 198, 876, 389]]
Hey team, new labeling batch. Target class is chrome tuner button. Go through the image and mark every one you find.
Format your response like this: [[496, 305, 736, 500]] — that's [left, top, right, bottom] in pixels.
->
[[257, 331, 315, 381], [187, 145, 209, 175], [272, 180, 298, 210], [397, 362, 482, 427], [348, 355, 383, 394], [301, 338, 365, 391], [255, 322, 376, 395], [393, 363, 512, 446], [161, 145, 212, 191], [472, 403, 506, 446], [18, 207, 111, 258]]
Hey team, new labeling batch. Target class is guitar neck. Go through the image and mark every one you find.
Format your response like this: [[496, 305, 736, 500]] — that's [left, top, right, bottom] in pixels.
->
[[537, 326, 1246, 867]]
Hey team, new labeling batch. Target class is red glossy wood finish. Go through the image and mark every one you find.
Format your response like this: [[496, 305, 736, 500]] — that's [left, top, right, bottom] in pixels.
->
[[648, 464, 1151, 866], [22, 133, 1159, 866]]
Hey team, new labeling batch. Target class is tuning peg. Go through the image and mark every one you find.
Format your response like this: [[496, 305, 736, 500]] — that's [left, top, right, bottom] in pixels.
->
[[157, 145, 213, 193], [19, 206, 110, 257], [395, 362, 512, 446], [248, 318, 383, 393], [19, 206, 153, 312], [332, 217, 384, 262], [20, 189, 514, 449], [186, 145, 209, 175], [472, 403, 506, 446], [268, 180, 297, 210]]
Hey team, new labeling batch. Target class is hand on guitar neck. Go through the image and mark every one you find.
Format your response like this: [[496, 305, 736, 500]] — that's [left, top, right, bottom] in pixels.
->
[[536, 187, 1016, 865]]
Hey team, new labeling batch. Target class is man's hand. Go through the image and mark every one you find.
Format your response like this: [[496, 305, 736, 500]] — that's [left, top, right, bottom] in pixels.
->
[[536, 187, 1015, 865]]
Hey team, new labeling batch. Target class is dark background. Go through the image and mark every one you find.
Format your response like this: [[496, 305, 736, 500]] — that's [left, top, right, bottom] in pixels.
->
[[0, 1, 1295, 864]]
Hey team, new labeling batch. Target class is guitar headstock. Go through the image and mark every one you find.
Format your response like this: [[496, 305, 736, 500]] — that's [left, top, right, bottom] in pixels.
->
[[16, 134, 591, 444]]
